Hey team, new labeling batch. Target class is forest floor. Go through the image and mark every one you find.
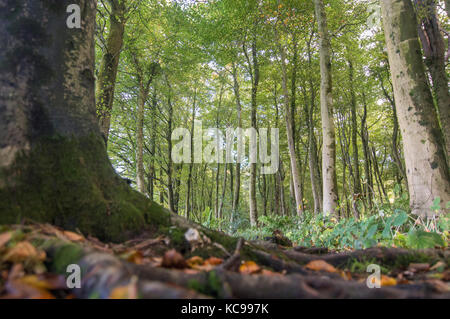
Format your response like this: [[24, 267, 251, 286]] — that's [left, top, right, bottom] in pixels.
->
[[0, 222, 449, 299]]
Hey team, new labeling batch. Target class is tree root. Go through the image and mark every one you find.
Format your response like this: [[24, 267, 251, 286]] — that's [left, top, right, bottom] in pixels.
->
[[285, 247, 449, 268], [40, 239, 450, 299]]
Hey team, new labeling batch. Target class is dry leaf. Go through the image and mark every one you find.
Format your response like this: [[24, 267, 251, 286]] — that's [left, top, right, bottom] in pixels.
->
[[19, 274, 66, 290], [124, 250, 143, 265], [187, 256, 204, 268], [0, 231, 12, 248], [205, 257, 223, 266], [3, 241, 46, 262], [305, 260, 337, 273], [380, 275, 397, 286], [161, 249, 187, 269], [63, 231, 84, 242], [109, 278, 138, 299], [239, 261, 261, 274]]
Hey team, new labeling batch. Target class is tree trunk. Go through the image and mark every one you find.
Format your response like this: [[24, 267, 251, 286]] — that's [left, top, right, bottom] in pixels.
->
[[96, 0, 127, 143], [148, 90, 157, 200], [231, 62, 242, 222], [249, 40, 259, 227], [415, 0, 450, 160], [185, 91, 196, 219], [136, 84, 149, 193], [274, 26, 304, 217], [0, 0, 168, 242], [380, 0, 450, 216], [314, 0, 339, 216]]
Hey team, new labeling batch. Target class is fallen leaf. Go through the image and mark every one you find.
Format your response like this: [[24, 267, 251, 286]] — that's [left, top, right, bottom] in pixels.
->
[[205, 257, 223, 266], [63, 231, 84, 242], [339, 270, 352, 280], [19, 274, 66, 290], [123, 250, 143, 265], [0, 231, 12, 248], [4, 280, 56, 299], [239, 261, 261, 274], [187, 256, 204, 268], [109, 277, 138, 299], [161, 249, 187, 269], [3, 241, 46, 263], [380, 275, 397, 286], [305, 260, 337, 273]]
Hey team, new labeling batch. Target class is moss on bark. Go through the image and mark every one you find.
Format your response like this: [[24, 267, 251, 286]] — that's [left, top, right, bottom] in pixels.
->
[[0, 134, 170, 242]]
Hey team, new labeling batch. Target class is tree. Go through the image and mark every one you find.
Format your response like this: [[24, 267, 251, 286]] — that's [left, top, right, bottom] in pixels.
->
[[414, 0, 450, 160], [380, 0, 450, 216], [0, 0, 169, 242], [96, 0, 128, 143], [314, 0, 339, 215]]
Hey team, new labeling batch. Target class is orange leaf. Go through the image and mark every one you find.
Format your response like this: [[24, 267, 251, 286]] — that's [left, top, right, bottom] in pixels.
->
[[305, 260, 337, 273], [205, 257, 223, 266], [380, 275, 397, 286], [239, 261, 261, 274], [187, 256, 204, 268], [19, 274, 66, 290], [4, 241, 46, 262], [124, 250, 144, 265], [63, 231, 84, 242]]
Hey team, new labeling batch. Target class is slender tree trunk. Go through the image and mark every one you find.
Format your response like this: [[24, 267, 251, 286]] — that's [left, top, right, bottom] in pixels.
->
[[381, 0, 450, 216], [231, 62, 242, 221], [185, 91, 196, 219], [218, 163, 227, 225], [249, 40, 259, 227], [148, 90, 157, 200], [136, 84, 149, 193], [348, 58, 362, 197], [315, 0, 339, 216], [274, 26, 304, 216], [96, 0, 127, 143], [166, 79, 175, 213]]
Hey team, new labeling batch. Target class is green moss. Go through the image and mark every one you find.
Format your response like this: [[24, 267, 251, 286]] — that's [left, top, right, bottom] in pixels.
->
[[187, 271, 223, 298], [0, 135, 170, 242], [36, 240, 85, 274]]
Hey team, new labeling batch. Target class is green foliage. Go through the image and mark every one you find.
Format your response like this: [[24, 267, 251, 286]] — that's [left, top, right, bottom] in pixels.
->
[[235, 200, 449, 250]]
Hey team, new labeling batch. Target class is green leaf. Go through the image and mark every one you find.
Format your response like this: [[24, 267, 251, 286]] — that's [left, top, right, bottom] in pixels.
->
[[392, 211, 408, 227], [406, 230, 445, 249], [366, 224, 378, 239]]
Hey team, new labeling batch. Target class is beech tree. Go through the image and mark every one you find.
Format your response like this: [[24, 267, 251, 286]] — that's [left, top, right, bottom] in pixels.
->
[[0, 0, 166, 241], [380, 0, 450, 216]]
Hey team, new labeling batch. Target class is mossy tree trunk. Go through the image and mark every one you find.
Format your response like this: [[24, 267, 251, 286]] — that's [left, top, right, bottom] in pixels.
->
[[380, 0, 450, 216], [0, 0, 168, 242]]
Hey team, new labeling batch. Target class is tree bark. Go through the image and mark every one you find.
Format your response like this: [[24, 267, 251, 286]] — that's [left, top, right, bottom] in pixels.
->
[[314, 0, 339, 216], [381, 0, 450, 216], [96, 0, 127, 143], [415, 0, 450, 161]]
